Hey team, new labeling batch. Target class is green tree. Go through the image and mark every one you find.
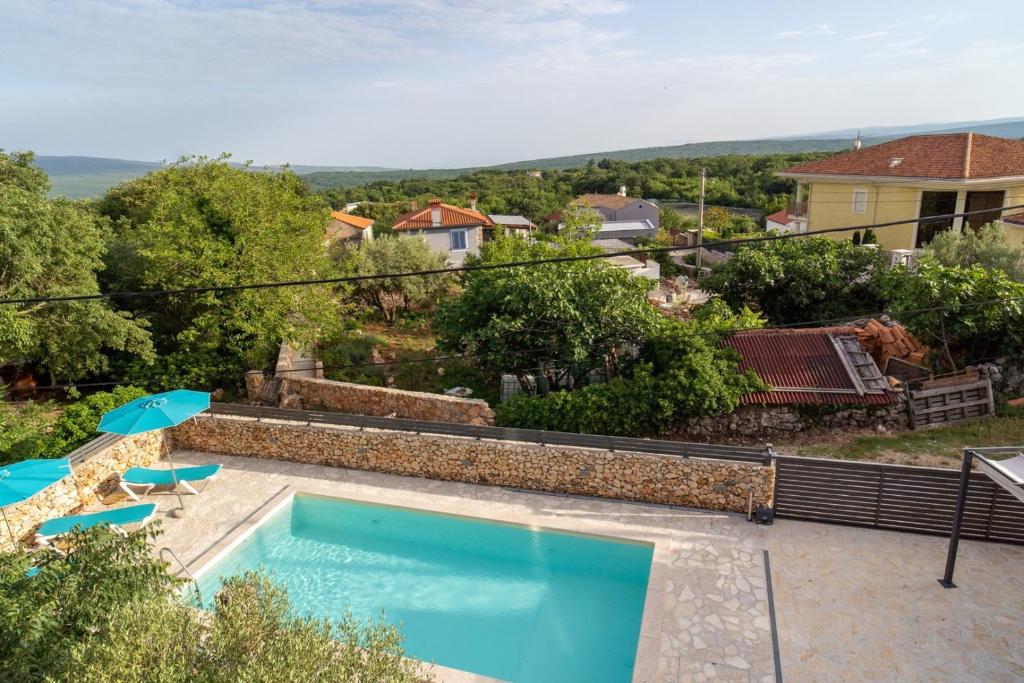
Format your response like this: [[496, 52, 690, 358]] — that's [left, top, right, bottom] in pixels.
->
[[0, 397, 52, 466], [0, 525, 177, 679], [495, 301, 766, 436], [336, 235, 453, 324], [66, 572, 423, 683], [99, 157, 344, 390], [923, 223, 1024, 280], [0, 151, 153, 383], [881, 261, 1024, 367], [703, 236, 887, 325], [0, 527, 423, 682], [435, 232, 659, 393]]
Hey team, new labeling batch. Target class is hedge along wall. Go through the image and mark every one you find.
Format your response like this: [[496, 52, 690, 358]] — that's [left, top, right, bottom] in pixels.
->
[[2, 431, 165, 551], [170, 415, 775, 513]]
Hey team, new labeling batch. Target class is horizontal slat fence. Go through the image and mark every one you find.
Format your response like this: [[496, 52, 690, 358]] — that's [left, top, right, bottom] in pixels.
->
[[206, 402, 772, 465], [774, 455, 1024, 544]]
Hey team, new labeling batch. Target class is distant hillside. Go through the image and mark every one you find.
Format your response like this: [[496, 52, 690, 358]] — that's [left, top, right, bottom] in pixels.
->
[[300, 138, 863, 190], [782, 117, 1024, 141], [33, 156, 398, 199]]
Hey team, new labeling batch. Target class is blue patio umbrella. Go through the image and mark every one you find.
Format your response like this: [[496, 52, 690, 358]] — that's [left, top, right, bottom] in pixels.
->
[[98, 390, 210, 515], [0, 458, 72, 547]]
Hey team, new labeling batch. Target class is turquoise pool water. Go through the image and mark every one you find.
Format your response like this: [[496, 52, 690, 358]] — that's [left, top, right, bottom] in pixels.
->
[[195, 494, 653, 683]]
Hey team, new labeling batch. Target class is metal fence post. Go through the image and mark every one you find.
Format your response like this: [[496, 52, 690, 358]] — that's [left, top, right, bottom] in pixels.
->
[[939, 449, 974, 588]]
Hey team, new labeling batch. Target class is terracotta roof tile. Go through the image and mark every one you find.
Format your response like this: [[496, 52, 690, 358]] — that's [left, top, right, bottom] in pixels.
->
[[781, 133, 1024, 180], [329, 211, 374, 230], [392, 202, 494, 230], [1002, 212, 1024, 226], [765, 209, 796, 225]]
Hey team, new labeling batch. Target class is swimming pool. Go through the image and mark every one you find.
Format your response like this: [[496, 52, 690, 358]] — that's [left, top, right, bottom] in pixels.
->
[[194, 493, 653, 683]]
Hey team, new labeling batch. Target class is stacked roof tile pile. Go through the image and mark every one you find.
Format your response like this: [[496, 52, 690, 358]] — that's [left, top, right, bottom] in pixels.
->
[[853, 319, 928, 368]]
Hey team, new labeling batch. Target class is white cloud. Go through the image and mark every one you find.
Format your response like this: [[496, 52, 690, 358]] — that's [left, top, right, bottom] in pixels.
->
[[774, 24, 836, 39]]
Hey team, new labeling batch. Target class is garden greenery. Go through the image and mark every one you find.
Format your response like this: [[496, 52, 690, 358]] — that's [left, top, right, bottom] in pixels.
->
[[496, 301, 767, 436], [0, 526, 424, 682]]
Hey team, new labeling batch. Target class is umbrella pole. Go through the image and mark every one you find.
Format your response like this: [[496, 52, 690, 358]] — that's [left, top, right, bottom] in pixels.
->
[[163, 436, 186, 517]]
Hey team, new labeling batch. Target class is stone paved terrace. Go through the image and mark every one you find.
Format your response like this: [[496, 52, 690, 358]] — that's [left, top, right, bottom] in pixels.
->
[[148, 451, 1024, 682]]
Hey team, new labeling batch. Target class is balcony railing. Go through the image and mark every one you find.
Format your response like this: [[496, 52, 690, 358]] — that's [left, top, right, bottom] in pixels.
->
[[788, 200, 809, 218]]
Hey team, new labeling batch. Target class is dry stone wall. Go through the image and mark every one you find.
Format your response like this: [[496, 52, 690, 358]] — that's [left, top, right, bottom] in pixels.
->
[[171, 415, 774, 513], [681, 395, 908, 438], [247, 374, 496, 426], [1, 431, 164, 550]]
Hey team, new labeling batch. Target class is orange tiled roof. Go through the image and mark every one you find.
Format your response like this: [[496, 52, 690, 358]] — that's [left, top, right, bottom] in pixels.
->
[[329, 211, 375, 230], [781, 133, 1024, 180], [1001, 212, 1024, 226], [572, 193, 639, 210], [392, 200, 494, 230], [765, 209, 795, 225]]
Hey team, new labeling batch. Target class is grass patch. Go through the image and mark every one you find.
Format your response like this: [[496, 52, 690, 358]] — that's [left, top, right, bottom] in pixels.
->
[[794, 408, 1024, 466]]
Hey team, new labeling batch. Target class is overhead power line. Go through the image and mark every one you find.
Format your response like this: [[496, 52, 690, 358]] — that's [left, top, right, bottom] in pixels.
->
[[4, 203, 1023, 307], [22, 292, 1024, 393]]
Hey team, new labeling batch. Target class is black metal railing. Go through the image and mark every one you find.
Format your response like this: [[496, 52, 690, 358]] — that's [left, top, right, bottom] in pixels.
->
[[205, 403, 774, 465]]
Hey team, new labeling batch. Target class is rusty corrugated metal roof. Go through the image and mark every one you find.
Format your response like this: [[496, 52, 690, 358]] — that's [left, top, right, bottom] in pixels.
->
[[724, 329, 895, 406]]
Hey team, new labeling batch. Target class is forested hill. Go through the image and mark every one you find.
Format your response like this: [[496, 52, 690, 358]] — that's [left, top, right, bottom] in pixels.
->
[[318, 152, 833, 227], [301, 138, 857, 190]]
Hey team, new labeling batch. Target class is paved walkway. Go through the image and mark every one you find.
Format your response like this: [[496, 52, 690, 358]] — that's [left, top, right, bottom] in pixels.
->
[[150, 451, 1024, 682]]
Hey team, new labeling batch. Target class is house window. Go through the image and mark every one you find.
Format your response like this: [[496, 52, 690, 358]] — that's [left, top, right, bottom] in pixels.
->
[[916, 191, 958, 248], [450, 228, 467, 251], [963, 191, 1005, 232], [852, 189, 868, 214]]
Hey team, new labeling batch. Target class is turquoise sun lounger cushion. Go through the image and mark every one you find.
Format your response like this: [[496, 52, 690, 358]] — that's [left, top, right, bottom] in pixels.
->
[[36, 503, 156, 538], [121, 464, 221, 486]]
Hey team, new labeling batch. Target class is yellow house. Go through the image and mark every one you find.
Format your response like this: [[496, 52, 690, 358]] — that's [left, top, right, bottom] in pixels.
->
[[777, 133, 1024, 254]]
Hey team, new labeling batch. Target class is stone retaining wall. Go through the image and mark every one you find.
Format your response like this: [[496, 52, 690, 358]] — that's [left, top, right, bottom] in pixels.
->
[[1, 432, 164, 551], [170, 415, 774, 513], [246, 374, 496, 426], [681, 394, 908, 438]]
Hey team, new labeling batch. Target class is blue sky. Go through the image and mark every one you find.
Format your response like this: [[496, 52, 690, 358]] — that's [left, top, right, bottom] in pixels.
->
[[2, 1, 1022, 168]]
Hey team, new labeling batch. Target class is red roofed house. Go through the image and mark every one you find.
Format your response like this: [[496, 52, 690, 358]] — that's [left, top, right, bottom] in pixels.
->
[[777, 133, 1024, 251], [764, 208, 799, 234], [392, 199, 495, 266], [722, 328, 896, 407], [327, 211, 375, 243]]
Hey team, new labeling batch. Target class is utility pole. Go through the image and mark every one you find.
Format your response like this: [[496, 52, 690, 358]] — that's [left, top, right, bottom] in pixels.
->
[[695, 167, 706, 274]]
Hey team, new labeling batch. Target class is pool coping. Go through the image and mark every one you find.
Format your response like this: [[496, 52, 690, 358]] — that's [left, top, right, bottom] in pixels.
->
[[183, 483, 671, 683]]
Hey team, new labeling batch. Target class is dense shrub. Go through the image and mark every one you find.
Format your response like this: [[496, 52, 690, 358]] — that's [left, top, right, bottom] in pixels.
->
[[0, 386, 147, 465], [0, 526, 423, 682], [702, 236, 886, 325], [496, 304, 767, 437]]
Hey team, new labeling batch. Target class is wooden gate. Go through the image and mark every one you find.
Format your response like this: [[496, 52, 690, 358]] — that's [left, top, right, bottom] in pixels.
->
[[906, 378, 994, 429], [773, 455, 1024, 544]]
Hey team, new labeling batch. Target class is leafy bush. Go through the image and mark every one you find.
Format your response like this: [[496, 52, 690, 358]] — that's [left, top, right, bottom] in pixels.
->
[[39, 386, 149, 458], [0, 525, 177, 679], [66, 572, 424, 683], [923, 223, 1024, 280], [703, 236, 887, 325], [881, 261, 1024, 366], [0, 387, 148, 465], [0, 527, 423, 682], [496, 304, 767, 436], [0, 398, 54, 466]]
